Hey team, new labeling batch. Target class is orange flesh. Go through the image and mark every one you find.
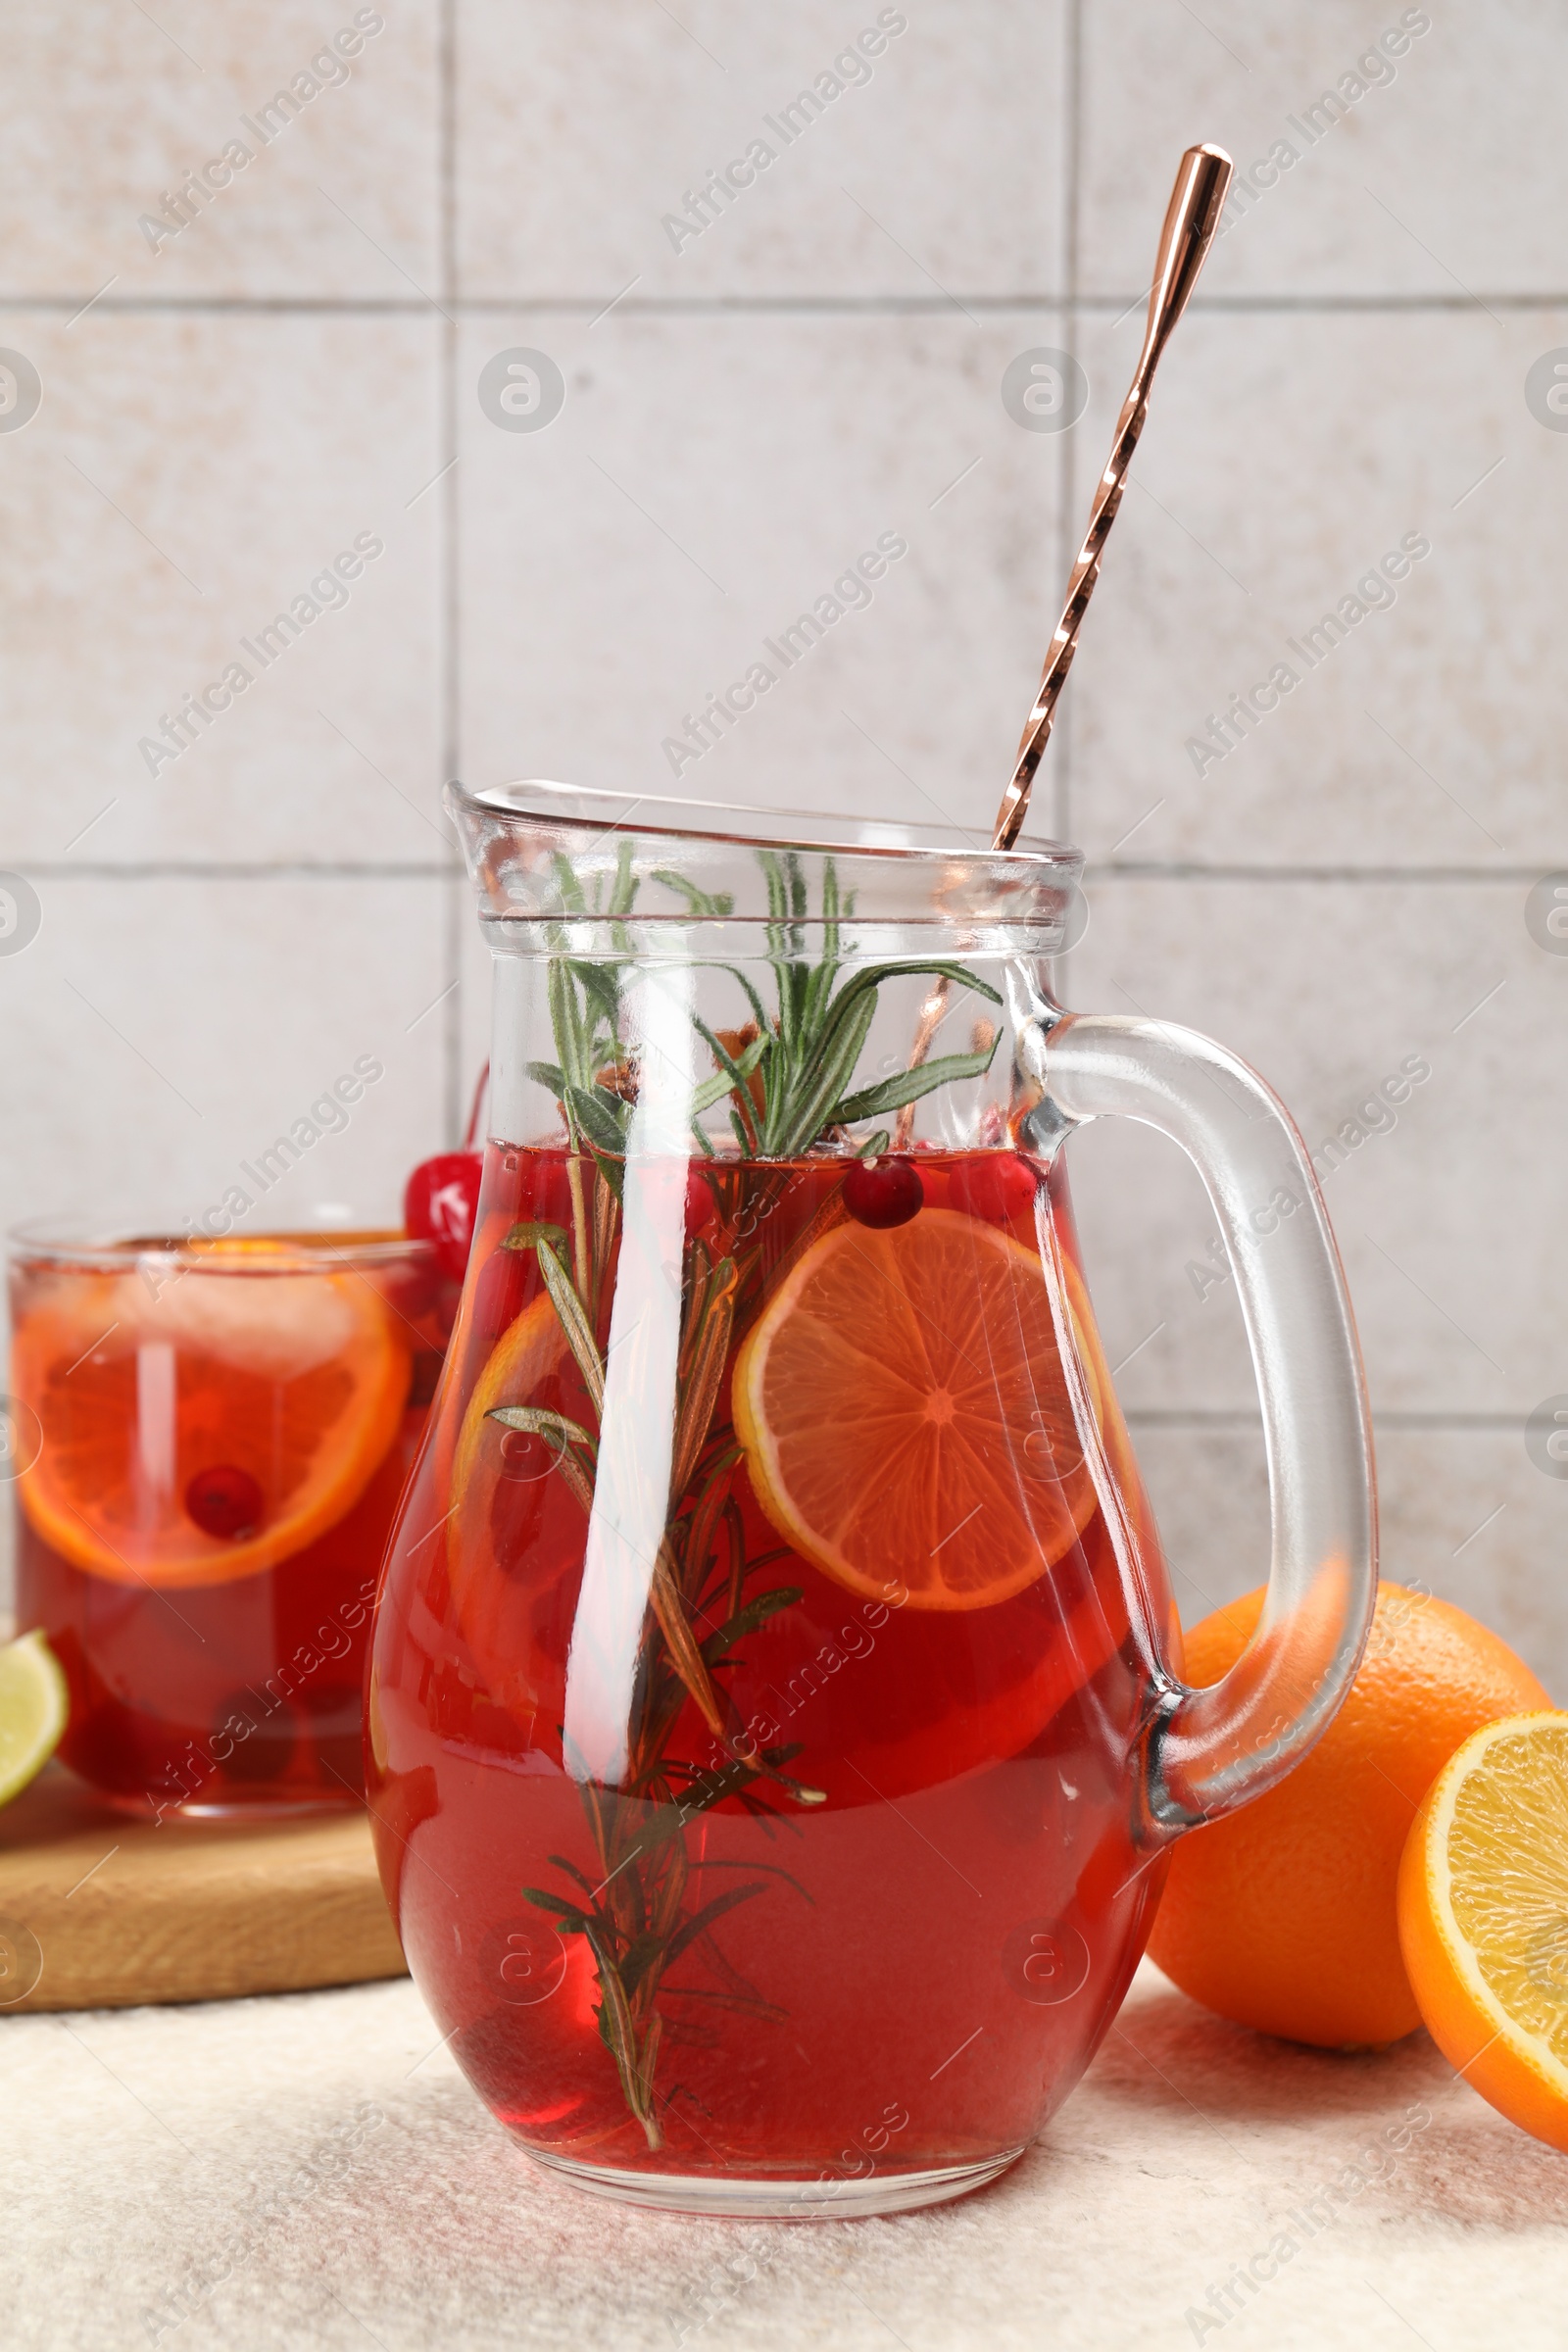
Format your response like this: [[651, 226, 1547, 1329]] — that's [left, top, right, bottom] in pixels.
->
[[733, 1208, 1101, 1611]]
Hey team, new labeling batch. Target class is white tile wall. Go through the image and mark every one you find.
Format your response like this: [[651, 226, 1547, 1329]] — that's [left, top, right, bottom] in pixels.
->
[[0, 875, 448, 1228], [457, 309, 1060, 822], [5, 2, 1568, 1684], [0, 310, 446, 865], [1061, 876, 1568, 1419], [1080, 1, 1566, 300], [1, 2, 442, 301], [1063, 306, 1568, 870], [458, 0, 1068, 301]]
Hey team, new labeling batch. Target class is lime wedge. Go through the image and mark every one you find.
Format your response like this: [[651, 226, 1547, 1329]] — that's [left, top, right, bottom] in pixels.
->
[[0, 1629, 69, 1807]]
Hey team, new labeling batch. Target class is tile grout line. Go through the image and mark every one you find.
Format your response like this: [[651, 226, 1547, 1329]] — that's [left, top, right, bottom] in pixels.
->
[[13, 862, 457, 880], [1082, 861, 1549, 884], [9, 292, 1568, 318], [6, 861, 1545, 886]]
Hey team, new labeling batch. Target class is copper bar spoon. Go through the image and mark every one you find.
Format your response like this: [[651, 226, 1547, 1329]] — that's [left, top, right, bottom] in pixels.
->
[[892, 143, 1232, 1145], [993, 139, 1234, 850]]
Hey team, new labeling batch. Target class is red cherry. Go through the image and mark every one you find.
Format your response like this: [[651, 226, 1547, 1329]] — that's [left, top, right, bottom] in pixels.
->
[[844, 1157, 923, 1230], [404, 1151, 483, 1281], [185, 1464, 265, 1541], [948, 1153, 1040, 1228]]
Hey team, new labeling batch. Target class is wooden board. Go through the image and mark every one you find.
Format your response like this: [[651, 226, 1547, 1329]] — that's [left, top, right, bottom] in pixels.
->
[[0, 1767, 408, 2012]]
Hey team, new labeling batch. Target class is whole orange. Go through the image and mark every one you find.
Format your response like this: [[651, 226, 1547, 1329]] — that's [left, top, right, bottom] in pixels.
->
[[1146, 1582, 1549, 2048]]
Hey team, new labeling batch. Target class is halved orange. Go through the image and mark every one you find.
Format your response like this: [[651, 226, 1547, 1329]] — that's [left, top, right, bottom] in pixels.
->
[[1398, 1710, 1568, 2150], [732, 1206, 1102, 1610], [14, 1252, 410, 1588]]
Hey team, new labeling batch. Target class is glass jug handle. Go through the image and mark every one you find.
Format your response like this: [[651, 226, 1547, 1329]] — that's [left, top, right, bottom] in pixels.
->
[[1024, 1010, 1378, 1834]]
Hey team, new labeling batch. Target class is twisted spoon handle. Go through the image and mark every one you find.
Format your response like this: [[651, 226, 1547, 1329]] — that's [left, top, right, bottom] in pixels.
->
[[891, 146, 1232, 1148], [992, 142, 1232, 852]]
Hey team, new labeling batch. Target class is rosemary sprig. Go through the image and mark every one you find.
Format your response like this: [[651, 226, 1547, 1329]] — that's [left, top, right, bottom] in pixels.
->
[[491, 1173, 819, 2146], [694, 852, 1004, 1154], [482, 847, 1003, 2146], [524, 842, 640, 1211]]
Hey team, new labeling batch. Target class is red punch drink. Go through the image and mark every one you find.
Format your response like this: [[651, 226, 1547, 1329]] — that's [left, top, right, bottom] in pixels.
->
[[369, 1143, 1175, 2191], [387, 779, 1378, 2216]]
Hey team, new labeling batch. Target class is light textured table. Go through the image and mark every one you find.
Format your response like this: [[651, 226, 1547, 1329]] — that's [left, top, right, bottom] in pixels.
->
[[5, 1960, 1564, 2352]]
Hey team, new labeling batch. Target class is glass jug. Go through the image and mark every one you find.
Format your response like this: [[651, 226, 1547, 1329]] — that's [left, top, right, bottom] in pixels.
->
[[368, 781, 1376, 2218]]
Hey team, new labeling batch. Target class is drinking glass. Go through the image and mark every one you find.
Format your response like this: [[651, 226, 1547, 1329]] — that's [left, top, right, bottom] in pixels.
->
[[11, 1224, 448, 1817]]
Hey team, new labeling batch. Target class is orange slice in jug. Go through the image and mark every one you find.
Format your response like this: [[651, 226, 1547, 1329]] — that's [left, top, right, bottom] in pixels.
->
[[733, 1206, 1102, 1610], [14, 1249, 410, 1587], [444, 1291, 575, 1593]]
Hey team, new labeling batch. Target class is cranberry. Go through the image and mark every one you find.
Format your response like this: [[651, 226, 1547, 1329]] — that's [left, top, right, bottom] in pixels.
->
[[185, 1464, 265, 1541], [404, 1151, 483, 1282], [948, 1153, 1039, 1228], [844, 1157, 923, 1230]]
